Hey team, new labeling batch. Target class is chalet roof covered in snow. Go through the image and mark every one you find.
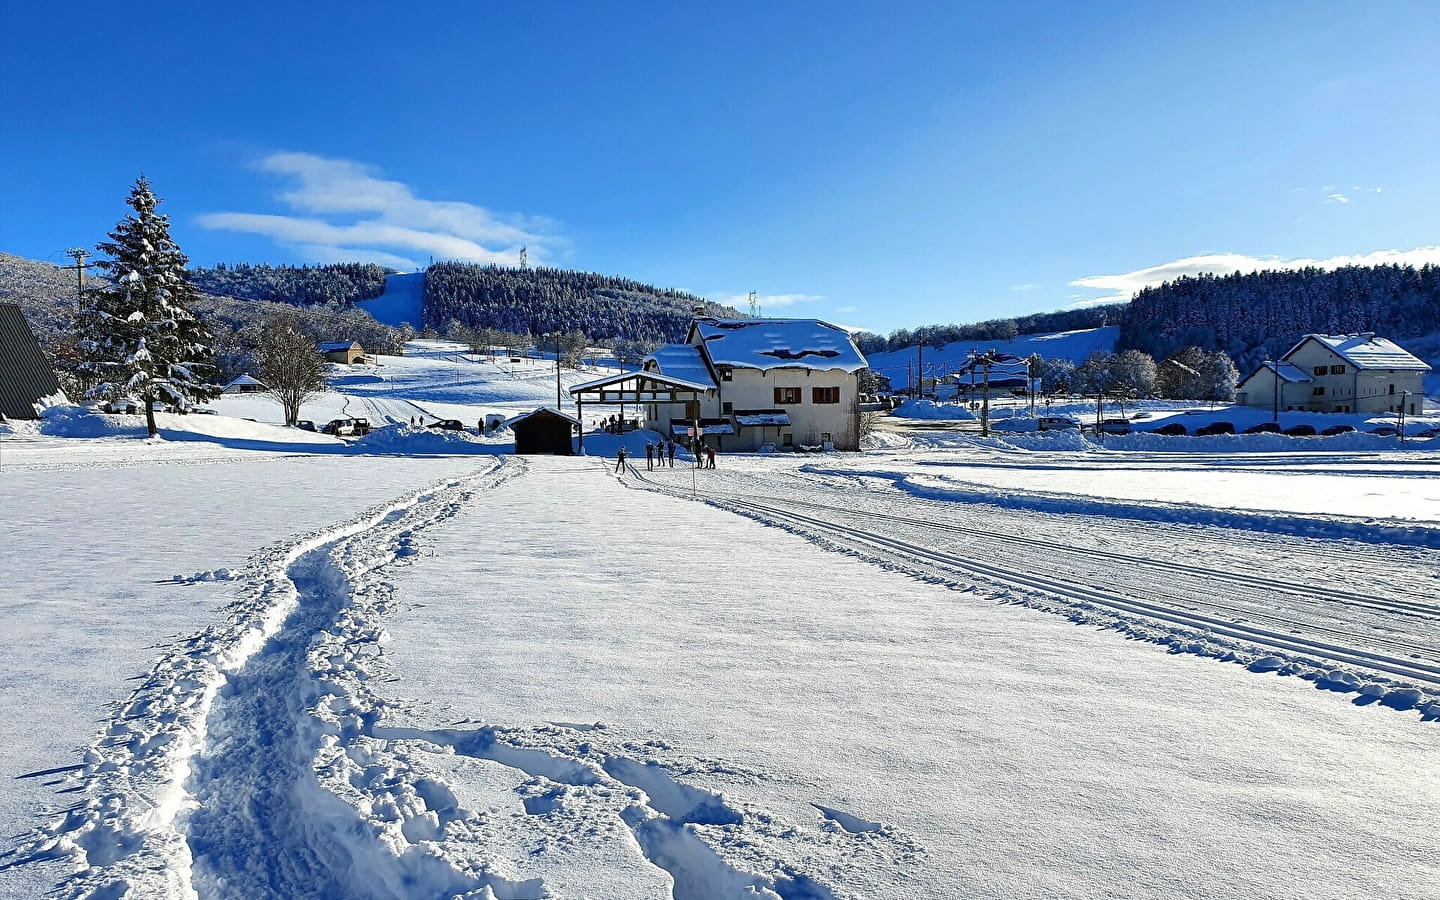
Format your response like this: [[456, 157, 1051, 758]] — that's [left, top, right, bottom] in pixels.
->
[[317, 341, 360, 352], [569, 369, 713, 394], [1289, 334, 1430, 372], [1264, 361, 1313, 383], [733, 409, 792, 427], [689, 318, 867, 373], [644, 344, 715, 388], [223, 374, 267, 391]]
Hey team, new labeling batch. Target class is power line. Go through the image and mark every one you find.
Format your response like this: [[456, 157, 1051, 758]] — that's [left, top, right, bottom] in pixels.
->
[[59, 248, 93, 303]]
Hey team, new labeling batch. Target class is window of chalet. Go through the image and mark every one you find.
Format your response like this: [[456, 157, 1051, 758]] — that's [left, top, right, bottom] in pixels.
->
[[774, 387, 802, 404], [1389, 384, 1396, 394], [1313, 386, 1325, 396], [720, 368, 733, 382], [1331, 364, 1345, 374], [721, 401, 733, 414], [1313, 365, 1327, 376], [812, 386, 840, 404]]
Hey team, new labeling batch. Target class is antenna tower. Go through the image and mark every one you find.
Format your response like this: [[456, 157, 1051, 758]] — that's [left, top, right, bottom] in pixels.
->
[[519, 246, 528, 268], [747, 290, 760, 317]]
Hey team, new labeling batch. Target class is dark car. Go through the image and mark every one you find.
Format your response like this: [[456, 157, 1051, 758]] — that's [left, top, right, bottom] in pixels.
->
[[1368, 425, 1398, 436], [429, 419, 466, 431], [1243, 422, 1281, 434], [1320, 424, 1356, 436], [351, 418, 372, 436], [1153, 423, 1188, 436], [1412, 427, 1440, 438], [296, 420, 317, 432], [1283, 424, 1317, 436], [1195, 421, 1235, 436]]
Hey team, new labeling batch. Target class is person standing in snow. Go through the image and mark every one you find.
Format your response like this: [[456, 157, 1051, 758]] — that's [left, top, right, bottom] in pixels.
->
[[645, 441, 654, 470], [614, 446, 628, 473], [666, 439, 676, 467], [706, 446, 717, 469]]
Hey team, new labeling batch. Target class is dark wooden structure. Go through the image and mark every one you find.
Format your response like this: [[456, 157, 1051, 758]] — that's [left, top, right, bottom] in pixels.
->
[[507, 407, 580, 455], [0, 303, 65, 420], [568, 370, 711, 452]]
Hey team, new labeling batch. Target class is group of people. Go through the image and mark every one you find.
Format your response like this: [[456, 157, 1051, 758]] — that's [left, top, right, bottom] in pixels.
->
[[614, 439, 717, 472], [602, 414, 633, 434], [643, 439, 677, 469]]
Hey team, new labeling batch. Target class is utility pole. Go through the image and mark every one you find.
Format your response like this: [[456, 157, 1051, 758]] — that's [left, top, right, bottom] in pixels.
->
[[1267, 360, 1278, 424], [980, 353, 993, 437], [916, 341, 924, 398], [60, 248, 93, 303], [554, 333, 563, 409], [1399, 391, 1409, 442]]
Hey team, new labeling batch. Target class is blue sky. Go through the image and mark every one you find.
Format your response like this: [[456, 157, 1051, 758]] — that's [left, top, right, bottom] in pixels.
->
[[2, 0, 1437, 335]]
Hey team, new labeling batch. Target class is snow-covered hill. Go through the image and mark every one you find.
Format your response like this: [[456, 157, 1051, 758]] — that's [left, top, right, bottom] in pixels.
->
[[357, 272, 425, 328], [864, 325, 1118, 383]]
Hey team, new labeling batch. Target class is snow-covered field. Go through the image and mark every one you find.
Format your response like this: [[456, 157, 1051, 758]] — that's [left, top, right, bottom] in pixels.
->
[[2, 341, 1437, 898]]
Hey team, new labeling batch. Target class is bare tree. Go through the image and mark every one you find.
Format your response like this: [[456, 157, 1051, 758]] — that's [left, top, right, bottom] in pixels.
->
[[255, 314, 329, 426]]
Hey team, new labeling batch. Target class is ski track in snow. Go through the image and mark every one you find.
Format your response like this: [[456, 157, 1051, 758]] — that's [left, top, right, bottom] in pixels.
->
[[1, 457, 914, 900], [622, 465, 1440, 722]]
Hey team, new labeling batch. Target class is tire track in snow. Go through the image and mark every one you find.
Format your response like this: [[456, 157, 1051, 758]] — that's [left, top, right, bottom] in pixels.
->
[[0, 460, 521, 899]]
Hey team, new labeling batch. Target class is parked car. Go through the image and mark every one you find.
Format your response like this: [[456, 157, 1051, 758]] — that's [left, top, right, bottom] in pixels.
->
[[102, 397, 142, 414], [296, 420, 317, 432], [1098, 418, 1131, 435], [322, 418, 357, 436], [1320, 424, 1356, 436], [1412, 427, 1440, 438], [351, 418, 372, 436], [1037, 416, 1080, 431], [1153, 423, 1188, 436], [1282, 424, 1317, 436], [1368, 425, 1398, 436], [1243, 422, 1282, 434], [429, 419, 466, 431], [1195, 421, 1235, 436]]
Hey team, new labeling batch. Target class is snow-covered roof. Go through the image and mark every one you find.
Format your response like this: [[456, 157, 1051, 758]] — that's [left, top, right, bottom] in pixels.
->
[[504, 407, 581, 428], [223, 374, 266, 389], [317, 341, 360, 352], [644, 344, 715, 388], [669, 421, 735, 436], [689, 318, 867, 373], [1270, 361, 1312, 383], [1288, 334, 1430, 372], [569, 370, 713, 394], [733, 410, 792, 427]]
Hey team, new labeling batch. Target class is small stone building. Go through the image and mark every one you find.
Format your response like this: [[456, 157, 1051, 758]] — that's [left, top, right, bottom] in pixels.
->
[[506, 407, 579, 455], [318, 341, 366, 365]]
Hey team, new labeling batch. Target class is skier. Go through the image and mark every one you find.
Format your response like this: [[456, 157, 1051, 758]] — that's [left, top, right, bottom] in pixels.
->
[[645, 441, 655, 470], [614, 446, 629, 473], [666, 439, 676, 467]]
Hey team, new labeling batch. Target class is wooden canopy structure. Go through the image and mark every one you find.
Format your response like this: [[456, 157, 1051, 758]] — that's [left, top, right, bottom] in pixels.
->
[[568, 370, 712, 452]]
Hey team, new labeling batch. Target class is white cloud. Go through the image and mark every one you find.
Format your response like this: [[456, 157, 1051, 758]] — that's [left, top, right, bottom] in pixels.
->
[[1070, 246, 1440, 305], [1009, 283, 1039, 292], [197, 152, 554, 268], [1326, 193, 1349, 204], [835, 305, 858, 314]]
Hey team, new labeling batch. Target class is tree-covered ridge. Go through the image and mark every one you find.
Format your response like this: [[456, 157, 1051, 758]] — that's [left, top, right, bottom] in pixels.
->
[[852, 304, 1125, 356], [188, 262, 389, 308], [1118, 263, 1440, 371], [422, 262, 741, 342]]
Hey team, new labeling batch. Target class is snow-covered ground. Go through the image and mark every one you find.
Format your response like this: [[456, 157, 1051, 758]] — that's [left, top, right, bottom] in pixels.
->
[[3, 341, 1438, 898]]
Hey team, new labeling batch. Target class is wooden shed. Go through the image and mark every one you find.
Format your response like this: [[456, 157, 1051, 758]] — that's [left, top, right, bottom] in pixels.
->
[[317, 340, 366, 365], [506, 407, 579, 455]]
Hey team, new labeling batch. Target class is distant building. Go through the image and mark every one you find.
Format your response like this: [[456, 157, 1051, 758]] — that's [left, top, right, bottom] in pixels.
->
[[506, 407, 579, 455], [222, 374, 268, 394], [0, 302, 66, 419], [643, 316, 868, 451], [1235, 333, 1429, 415], [318, 341, 366, 365]]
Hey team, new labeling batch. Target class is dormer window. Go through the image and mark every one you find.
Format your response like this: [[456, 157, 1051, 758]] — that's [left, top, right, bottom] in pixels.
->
[[720, 368, 733, 382]]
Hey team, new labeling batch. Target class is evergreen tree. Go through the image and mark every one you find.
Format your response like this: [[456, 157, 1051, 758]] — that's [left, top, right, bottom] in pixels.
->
[[79, 176, 216, 436]]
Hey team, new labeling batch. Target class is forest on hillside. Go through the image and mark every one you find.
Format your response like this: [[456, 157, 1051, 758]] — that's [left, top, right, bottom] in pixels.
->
[[1117, 263, 1440, 370], [852, 304, 1125, 356], [421, 262, 740, 342], [188, 262, 389, 307]]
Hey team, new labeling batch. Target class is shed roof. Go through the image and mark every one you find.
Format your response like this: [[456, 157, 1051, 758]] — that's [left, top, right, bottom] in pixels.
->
[[317, 340, 360, 352], [1287, 334, 1430, 372], [224, 374, 267, 389], [569, 369, 713, 394], [688, 318, 867, 373], [0, 302, 66, 419], [644, 344, 715, 388], [504, 406, 582, 428], [733, 409, 792, 427]]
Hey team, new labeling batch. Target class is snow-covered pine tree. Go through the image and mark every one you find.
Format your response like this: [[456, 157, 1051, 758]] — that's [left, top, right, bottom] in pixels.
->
[[79, 176, 217, 436]]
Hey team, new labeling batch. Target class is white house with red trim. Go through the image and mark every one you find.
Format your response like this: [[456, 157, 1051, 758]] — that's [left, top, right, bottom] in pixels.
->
[[642, 317, 869, 451], [1235, 333, 1429, 415]]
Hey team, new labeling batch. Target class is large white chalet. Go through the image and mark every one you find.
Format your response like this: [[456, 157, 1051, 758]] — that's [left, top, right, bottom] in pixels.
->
[[642, 317, 869, 451], [1235, 333, 1429, 415]]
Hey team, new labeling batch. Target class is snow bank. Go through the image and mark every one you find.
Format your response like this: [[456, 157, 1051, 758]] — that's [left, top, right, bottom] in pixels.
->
[[352, 424, 508, 454]]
